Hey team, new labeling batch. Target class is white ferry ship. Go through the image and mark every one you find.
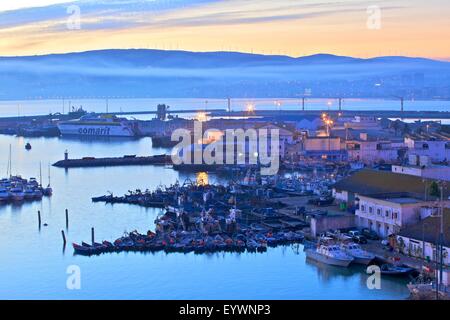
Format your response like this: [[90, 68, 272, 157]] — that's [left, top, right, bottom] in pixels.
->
[[57, 114, 140, 137]]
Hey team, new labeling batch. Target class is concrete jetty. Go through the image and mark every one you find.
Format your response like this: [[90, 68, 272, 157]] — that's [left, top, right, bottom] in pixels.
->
[[53, 154, 170, 168]]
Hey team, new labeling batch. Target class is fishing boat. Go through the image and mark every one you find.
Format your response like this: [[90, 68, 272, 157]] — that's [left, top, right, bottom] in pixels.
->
[[72, 243, 93, 255], [28, 178, 39, 187], [0, 187, 11, 202], [340, 242, 375, 265], [381, 264, 415, 276], [10, 187, 25, 202], [23, 187, 35, 200], [305, 239, 354, 267], [33, 188, 43, 200]]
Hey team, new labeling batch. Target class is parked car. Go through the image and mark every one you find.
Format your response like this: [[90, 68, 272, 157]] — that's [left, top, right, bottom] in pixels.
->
[[348, 230, 361, 237], [307, 196, 334, 206], [361, 228, 379, 240], [352, 235, 368, 244]]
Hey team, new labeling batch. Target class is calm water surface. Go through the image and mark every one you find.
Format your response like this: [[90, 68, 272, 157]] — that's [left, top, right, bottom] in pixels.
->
[[0, 134, 410, 299], [0, 98, 449, 118]]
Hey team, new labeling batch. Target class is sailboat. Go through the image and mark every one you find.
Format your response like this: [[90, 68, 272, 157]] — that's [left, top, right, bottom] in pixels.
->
[[43, 163, 53, 196]]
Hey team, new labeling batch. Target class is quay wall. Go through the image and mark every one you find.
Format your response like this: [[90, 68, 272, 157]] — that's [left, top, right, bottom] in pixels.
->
[[53, 155, 170, 168]]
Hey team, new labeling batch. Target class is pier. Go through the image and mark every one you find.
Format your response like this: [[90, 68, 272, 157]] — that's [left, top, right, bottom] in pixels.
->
[[53, 154, 171, 168], [210, 109, 450, 120]]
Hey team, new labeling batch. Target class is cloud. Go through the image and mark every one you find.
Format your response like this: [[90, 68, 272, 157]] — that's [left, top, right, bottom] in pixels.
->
[[0, 0, 405, 32], [0, 0, 217, 29], [0, 0, 448, 59]]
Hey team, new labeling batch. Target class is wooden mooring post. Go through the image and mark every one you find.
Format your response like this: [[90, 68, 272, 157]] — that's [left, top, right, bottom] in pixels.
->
[[91, 227, 95, 245], [65, 209, 69, 229], [38, 210, 41, 228], [61, 230, 67, 245]]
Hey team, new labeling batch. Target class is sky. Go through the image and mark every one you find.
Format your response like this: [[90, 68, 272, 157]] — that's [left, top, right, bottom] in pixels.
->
[[0, 0, 449, 60]]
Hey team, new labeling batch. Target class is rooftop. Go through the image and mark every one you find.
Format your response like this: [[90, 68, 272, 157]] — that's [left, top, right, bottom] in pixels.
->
[[398, 208, 450, 247], [333, 169, 450, 198], [361, 192, 428, 204], [406, 132, 450, 141]]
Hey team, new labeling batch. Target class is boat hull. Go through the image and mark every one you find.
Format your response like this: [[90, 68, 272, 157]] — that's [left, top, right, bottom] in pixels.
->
[[305, 249, 353, 267], [57, 123, 136, 137], [11, 194, 25, 201], [351, 256, 374, 265]]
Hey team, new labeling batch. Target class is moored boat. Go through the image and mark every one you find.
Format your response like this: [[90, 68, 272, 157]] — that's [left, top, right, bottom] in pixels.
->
[[10, 187, 25, 202], [0, 187, 11, 202], [305, 242, 354, 267], [340, 242, 375, 265], [58, 114, 140, 137], [381, 264, 415, 276], [24, 188, 35, 200], [72, 243, 93, 255]]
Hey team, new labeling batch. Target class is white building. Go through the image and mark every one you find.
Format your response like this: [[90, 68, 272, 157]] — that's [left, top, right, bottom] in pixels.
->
[[405, 134, 450, 163], [355, 193, 448, 238], [346, 133, 402, 164], [392, 164, 450, 181], [397, 210, 449, 286]]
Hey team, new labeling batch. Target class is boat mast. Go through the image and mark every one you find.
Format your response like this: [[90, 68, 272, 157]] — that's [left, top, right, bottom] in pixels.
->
[[39, 162, 43, 187], [48, 163, 51, 187], [8, 144, 12, 177]]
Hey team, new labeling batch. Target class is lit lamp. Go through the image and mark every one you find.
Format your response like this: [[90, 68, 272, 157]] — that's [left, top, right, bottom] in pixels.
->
[[246, 103, 255, 114], [196, 111, 207, 122]]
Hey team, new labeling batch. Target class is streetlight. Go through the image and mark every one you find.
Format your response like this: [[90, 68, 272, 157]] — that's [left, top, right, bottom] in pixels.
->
[[196, 111, 207, 122], [437, 181, 446, 297], [246, 103, 255, 115]]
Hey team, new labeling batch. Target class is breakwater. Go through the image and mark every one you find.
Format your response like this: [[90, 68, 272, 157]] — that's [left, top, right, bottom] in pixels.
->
[[53, 154, 170, 168]]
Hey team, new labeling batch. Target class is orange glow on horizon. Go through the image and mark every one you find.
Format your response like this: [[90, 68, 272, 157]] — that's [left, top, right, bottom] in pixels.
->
[[0, 1, 449, 60]]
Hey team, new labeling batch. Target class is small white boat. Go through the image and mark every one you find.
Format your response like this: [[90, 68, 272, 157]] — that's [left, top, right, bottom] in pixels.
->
[[341, 242, 375, 265], [305, 243, 354, 267]]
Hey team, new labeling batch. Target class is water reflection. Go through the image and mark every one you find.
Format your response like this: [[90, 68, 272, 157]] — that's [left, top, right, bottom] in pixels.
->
[[305, 258, 357, 283], [196, 172, 209, 186], [0, 133, 410, 299]]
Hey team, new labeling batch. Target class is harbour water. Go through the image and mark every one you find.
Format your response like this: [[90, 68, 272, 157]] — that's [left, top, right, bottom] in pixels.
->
[[0, 134, 411, 300]]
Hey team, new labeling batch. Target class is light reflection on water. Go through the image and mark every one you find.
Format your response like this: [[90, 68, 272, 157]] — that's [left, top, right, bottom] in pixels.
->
[[0, 134, 410, 299]]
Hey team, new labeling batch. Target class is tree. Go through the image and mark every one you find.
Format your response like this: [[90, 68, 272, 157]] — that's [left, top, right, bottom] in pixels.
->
[[429, 181, 440, 197]]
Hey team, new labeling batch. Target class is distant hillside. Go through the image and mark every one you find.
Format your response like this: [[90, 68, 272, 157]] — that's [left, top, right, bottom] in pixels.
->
[[0, 49, 449, 100]]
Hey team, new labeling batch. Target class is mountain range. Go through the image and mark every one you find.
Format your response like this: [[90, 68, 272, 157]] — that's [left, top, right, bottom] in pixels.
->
[[0, 49, 449, 100]]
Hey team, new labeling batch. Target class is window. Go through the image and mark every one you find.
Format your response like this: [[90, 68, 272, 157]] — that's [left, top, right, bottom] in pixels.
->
[[369, 207, 373, 214], [385, 210, 390, 217], [361, 205, 366, 212], [422, 143, 429, 150], [393, 212, 398, 220], [377, 208, 381, 215]]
